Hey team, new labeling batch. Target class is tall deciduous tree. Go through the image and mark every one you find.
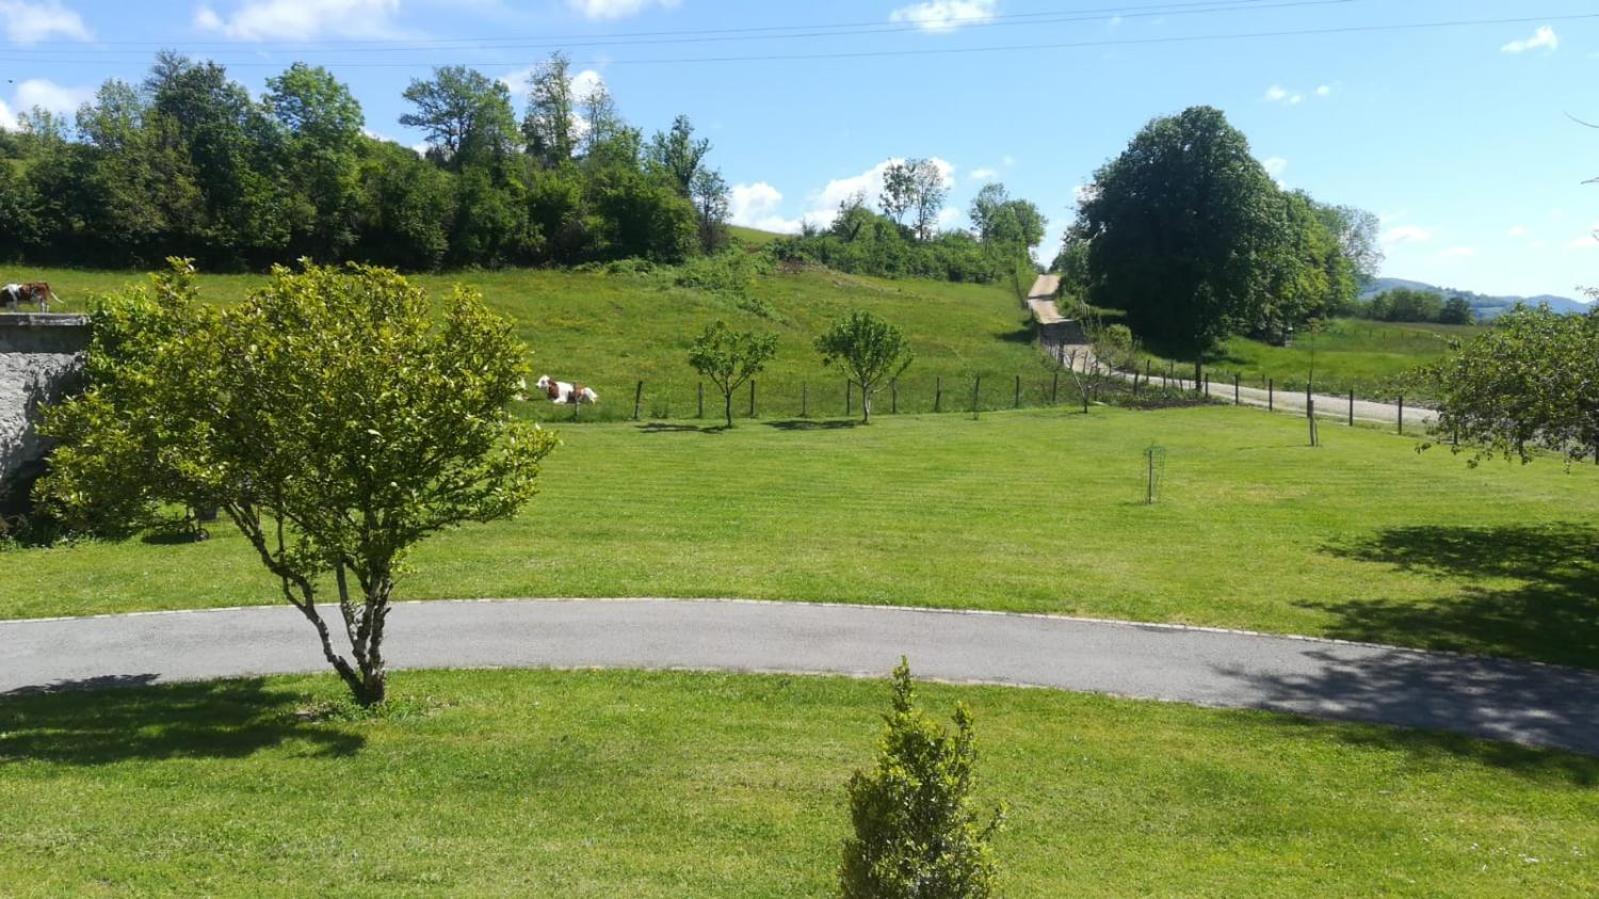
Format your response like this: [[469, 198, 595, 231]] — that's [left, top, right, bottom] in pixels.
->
[[1075, 106, 1281, 381], [522, 52, 579, 167], [690, 167, 730, 254], [687, 320, 778, 427], [647, 114, 710, 196], [815, 310, 914, 423], [40, 261, 558, 705], [400, 65, 518, 170], [1313, 203, 1384, 287], [969, 182, 1046, 299]]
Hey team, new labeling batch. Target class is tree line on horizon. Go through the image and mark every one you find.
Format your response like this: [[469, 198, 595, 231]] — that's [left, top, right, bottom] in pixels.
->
[[0, 52, 729, 272]]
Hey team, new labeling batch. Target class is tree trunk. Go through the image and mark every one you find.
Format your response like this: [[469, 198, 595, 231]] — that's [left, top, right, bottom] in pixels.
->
[[862, 386, 872, 424], [724, 391, 733, 429]]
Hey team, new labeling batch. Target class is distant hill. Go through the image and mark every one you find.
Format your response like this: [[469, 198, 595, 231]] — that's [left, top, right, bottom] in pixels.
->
[[1361, 278, 1590, 320]]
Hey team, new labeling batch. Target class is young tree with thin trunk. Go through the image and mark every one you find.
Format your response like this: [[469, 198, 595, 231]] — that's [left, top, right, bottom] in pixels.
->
[[40, 261, 557, 706], [815, 311, 914, 424], [687, 320, 778, 427]]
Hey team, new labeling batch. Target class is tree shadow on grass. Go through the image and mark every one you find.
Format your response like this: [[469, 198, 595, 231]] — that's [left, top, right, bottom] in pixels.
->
[[764, 419, 859, 431], [1309, 524, 1599, 670], [0, 676, 364, 766], [1214, 647, 1599, 782], [636, 422, 727, 435]]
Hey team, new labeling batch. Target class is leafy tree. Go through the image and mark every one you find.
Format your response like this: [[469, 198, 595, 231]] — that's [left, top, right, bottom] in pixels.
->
[[264, 63, 365, 259], [400, 65, 518, 170], [1423, 306, 1598, 465], [1313, 203, 1384, 286], [815, 311, 914, 423], [969, 182, 1046, 299], [647, 114, 710, 196], [687, 320, 778, 427], [839, 659, 1004, 899], [521, 52, 579, 167], [1075, 106, 1281, 382], [39, 261, 557, 705], [1439, 295, 1476, 325], [690, 167, 731, 254], [907, 158, 950, 242], [879, 161, 916, 227]]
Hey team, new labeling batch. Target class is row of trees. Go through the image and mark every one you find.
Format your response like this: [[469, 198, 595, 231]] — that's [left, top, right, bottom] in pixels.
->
[[1059, 106, 1383, 376], [689, 310, 914, 427], [1356, 288, 1476, 325], [0, 52, 730, 271], [773, 175, 1045, 290]]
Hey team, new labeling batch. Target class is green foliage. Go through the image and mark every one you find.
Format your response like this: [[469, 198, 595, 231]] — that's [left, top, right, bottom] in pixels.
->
[[815, 310, 915, 423], [840, 659, 1004, 899], [671, 249, 771, 298], [773, 208, 996, 284], [1356, 288, 1475, 325], [1423, 306, 1599, 465], [1439, 296, 1476, 325], [687, 320, 779, 427], [7, 52, 716, 271], [38, 261, 558, 704]]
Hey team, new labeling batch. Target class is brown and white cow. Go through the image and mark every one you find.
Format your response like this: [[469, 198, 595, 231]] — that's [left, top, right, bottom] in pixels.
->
[[1, 281, 56, 311], [536, 375, 598, 405]]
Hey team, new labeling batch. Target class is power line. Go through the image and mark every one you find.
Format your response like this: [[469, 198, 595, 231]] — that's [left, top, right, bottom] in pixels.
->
[[3, 9, 1591, 70], [36, 0, 1296, 48]]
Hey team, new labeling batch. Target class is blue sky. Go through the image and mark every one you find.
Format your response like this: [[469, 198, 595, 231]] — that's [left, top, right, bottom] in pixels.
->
[[2, 0, 1598, 297]]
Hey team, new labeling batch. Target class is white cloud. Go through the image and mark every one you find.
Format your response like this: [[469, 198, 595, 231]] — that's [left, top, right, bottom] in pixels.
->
[[11, 78, 93, 115], [0, 1, 91, 43], [1501, 25, 1558, 54], [568, 0, 678, 21], [1001, 155, 1015, 167], [936, 207, 960, 231], [500, 65, 605, 102], [1382, 225, 1433, 246], [1439, 246, 1476, 258], [195, 0, 402, 41], [729, 181, 805, 234], [1508, 225, 1529, 238], [1315, 84, 1333, 97], [889, 0, 997, 33], [0, 99, 14, 131], [1262, 156, 1288, 182], [1264, 85, 1302, 105], [1570, 226, 1599, 250], [969, 167, 999, 181]]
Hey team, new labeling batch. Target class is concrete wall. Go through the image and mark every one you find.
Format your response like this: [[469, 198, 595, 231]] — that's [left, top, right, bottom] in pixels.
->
[[0, 313, 90, 515]]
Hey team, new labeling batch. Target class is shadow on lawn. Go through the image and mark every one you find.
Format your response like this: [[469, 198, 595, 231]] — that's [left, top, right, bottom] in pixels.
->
[[764, 419, 859, 431], [1215, 647, 1599, 783], [1309, 523, 1599, 670], [0, 677, 364, 766], [636, 422, 726, 435]]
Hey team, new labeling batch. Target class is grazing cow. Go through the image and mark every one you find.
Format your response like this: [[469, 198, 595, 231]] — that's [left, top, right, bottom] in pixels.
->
[[536, 375, 599, 405], [1, 282, 55, 311]]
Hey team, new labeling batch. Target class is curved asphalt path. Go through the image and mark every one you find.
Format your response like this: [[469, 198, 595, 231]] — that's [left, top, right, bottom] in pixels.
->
[[5, 598, 1597, 755]]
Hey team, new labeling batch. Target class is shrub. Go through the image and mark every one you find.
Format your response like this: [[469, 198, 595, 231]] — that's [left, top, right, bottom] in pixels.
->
[[839, 659, 1005, 899]]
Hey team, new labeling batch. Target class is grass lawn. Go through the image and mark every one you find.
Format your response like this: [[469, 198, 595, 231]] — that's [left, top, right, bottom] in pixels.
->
[[5, 405, 1595, 668], [11, 264, 1049, 422], [1142, 318, 1484, 400], [1, 668, 1595, 896]]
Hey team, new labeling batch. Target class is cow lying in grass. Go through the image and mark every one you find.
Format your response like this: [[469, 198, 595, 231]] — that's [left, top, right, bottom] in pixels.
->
[[1, 282, 57, 311], [536, 375, 599, 405]]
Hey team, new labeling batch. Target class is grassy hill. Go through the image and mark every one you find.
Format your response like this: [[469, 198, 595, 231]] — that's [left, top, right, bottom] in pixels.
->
[[1141, 318, 1481, 399], [15, 264, 1048, 421]]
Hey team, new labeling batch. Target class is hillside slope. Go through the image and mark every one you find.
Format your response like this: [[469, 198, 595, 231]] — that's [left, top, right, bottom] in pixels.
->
[[16, 265, 1047, 421]]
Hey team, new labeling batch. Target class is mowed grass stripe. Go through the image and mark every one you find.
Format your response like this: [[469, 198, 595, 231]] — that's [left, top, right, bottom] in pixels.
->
[[4, 406, 1595, 668]]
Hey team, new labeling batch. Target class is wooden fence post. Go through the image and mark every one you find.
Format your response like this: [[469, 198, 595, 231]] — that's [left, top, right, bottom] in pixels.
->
[[1268, 378, 1274, 412], [1397, 395, 1404, 435], [971, 375, 981, 419], [935, 376, 942, 413], [846, 380, 853, 417], [748, 379, 757, 419], [1014, 374, 1021, 409], [697, 382, 704, 419], [891, 380, 898, 414], [1204, 375, 1210, 399], [1234, 373, 1240, 405], [801, 381, 809, 418], [1051, 370, 1060, 405], [633, 380, 643, 421], [1348, 389, 1354, 426]]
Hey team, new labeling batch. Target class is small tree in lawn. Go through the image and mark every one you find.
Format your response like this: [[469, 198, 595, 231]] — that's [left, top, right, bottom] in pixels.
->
[[840, 658, 1005, 899], [39, 260, 558, 706], [687, 320, 778, 428], [815, 311, 914, 424]]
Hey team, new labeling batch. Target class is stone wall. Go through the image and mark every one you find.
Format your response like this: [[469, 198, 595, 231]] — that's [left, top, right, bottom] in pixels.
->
[[0, 313, 91, 515]]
